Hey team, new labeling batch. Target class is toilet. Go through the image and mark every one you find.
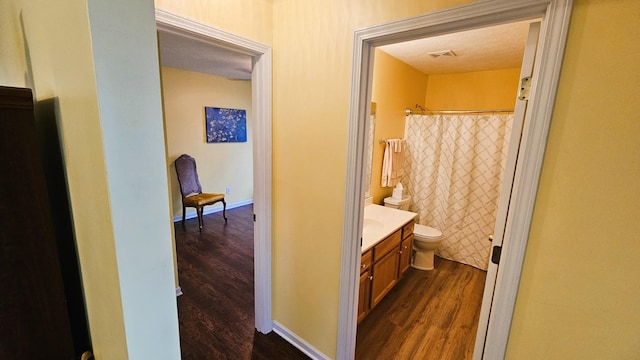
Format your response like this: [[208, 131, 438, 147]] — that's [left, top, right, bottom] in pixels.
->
[[383, 196, 443, 271], [411, 224, 443, 270]]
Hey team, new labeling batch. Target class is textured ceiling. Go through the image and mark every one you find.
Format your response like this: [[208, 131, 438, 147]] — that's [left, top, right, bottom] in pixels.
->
[[379, 19, 535, 74], [157, 19, 536, 81]]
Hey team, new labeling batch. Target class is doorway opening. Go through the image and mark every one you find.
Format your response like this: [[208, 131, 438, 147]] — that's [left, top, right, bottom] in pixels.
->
[[355, 20, 531, 358], [155, 9, 273, 335], [338, 1, 572, 359]]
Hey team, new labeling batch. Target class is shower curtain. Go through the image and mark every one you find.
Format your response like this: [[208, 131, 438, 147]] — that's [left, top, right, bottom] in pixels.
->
[[404, 113, 513, 270]]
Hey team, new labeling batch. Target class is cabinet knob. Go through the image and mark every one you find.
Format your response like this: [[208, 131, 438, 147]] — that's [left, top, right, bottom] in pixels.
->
[[368, 275, 373, 281], [361, 263, 366, 269]]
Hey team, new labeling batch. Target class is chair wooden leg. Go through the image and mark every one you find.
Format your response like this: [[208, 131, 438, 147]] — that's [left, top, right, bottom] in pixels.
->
[[197, 207, 204, 231], [222, 199, 228, 223]]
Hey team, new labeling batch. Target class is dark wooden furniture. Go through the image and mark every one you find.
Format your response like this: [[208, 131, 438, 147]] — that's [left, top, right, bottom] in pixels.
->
[[0, 86, 78, 359], [174, 154, 227, 231]]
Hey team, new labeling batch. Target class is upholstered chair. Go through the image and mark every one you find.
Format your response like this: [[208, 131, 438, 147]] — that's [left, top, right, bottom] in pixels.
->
[[174, 154, 227, 230]]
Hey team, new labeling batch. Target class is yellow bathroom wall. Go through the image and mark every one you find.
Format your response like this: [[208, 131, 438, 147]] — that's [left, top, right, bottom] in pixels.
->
[[370, 49, 428, 205], [369, 62, 520, 206], [425, 68, 521, 111], [161, 67, 254, 218], [154, 0, 273, 46], [506, 0, 640, 358]]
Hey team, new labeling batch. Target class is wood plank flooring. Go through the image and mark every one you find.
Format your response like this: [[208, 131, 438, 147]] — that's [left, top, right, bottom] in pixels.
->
[[356, 256, 487, 360], [176, 204, 487, 359], [174, 204, 309, 359]]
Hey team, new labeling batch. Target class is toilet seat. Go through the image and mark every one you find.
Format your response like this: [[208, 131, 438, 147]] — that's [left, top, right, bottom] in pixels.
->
[[414, 224, 442, 241]]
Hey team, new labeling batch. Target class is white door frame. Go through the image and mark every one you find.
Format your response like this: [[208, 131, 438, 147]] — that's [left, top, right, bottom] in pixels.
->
[[337, 1, 572, 359], [155, 9, 274, 334]]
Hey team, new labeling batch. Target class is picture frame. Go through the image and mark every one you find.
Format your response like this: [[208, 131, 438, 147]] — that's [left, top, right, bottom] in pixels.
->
[[205, 107, 247, 143]]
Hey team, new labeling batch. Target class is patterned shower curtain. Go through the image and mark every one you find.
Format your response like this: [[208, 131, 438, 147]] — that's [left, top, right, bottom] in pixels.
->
[[403, 113, 513, 270]]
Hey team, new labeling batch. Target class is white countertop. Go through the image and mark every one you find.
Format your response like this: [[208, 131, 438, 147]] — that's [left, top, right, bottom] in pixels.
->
[[362, 204, 417, 253]]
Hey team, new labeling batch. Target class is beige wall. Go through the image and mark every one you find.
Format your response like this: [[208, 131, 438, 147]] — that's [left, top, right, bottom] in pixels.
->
[[275, 0, 640, 357], [2, 0, 181, 358], [154, 0, 273, 47], [271, 1, 473, 356], [161, 67, 254, 218], [506, 0, 640, 358], [3, 1, 128, 358]]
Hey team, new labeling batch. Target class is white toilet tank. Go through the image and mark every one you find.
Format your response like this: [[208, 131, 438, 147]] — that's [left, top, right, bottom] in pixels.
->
[[383, 196, 411, 210]]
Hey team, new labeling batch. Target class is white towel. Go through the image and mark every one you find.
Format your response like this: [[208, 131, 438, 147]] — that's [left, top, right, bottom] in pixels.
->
[[381, 139, 405, 187]]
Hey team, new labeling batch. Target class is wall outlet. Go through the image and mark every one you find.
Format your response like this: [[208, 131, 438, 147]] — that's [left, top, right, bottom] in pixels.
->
[[226, 186, 232, 194]]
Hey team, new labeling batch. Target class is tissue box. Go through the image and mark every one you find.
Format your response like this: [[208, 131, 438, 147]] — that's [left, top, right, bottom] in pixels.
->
[[392, 187, 403, 200]]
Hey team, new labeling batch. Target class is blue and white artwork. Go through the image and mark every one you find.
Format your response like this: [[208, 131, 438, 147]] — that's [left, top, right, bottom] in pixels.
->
[[205, 107, 247, 143]]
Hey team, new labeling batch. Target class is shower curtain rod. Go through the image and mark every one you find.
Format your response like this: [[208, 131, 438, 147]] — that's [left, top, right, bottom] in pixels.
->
[[406, 108, 514, 115]]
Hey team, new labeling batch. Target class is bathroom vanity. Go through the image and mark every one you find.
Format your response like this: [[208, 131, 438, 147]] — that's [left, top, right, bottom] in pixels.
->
[[359, 204, 416, 322]]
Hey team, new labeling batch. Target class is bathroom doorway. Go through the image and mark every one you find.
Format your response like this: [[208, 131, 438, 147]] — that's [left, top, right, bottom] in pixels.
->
[[355, 18, 537, 357], [155, 9, 274, 334], [338, 1, 572, 359]]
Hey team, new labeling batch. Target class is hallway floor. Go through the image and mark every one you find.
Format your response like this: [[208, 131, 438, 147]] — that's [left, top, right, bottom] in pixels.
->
[[174, 204, 309, 359]]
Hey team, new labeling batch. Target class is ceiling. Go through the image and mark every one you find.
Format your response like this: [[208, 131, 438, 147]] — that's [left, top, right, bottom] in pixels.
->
[[379, 20, 535, 75], [158, 30, 253, 80], [157, 19, 535, 80]]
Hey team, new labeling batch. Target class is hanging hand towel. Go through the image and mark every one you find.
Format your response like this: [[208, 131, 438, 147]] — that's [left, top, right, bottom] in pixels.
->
[[381, 139, 405, 187]]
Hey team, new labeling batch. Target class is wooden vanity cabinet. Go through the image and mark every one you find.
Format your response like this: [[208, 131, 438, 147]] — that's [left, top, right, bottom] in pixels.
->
[[358, 219, 416, 322], [370, 228, 402, 310], [357, 250, 373, 322]]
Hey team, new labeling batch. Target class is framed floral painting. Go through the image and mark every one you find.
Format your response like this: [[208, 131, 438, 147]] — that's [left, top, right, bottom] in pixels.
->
[[205, 107, 247, 143]]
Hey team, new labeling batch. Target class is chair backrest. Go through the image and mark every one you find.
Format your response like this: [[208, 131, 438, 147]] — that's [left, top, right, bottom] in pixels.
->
[[174, 154, 203, 197]]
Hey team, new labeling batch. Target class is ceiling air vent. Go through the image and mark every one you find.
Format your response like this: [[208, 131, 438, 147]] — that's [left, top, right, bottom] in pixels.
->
[[428, 49, 457, 58]]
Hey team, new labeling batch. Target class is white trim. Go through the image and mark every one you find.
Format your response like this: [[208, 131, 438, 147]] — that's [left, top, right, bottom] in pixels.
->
[[473, 20, 541, 358], [482, 1, 572, 358], [175, 287, 183, 297], [272, 321, 331, 360], [339, 1, 572, 359], [155, 9, 274, 334], [171, 199, 254, 223]]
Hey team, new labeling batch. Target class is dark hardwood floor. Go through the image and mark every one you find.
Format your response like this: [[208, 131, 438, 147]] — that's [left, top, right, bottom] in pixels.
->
[[356, 256, 487, 360], [174, 204, 309, 360], [176, 204, 486, 359]]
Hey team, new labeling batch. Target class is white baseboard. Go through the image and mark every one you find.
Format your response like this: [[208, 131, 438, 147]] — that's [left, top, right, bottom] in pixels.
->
[[175, 287, 183, 297], [272, 321, 330, 360], [172, 199, 253, 223]]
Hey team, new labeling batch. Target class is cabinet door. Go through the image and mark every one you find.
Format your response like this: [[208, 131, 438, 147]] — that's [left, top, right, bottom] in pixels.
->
[[398, 235, 413, 276], [371, 247, 400, 308], [357, 269, 372, 323]]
